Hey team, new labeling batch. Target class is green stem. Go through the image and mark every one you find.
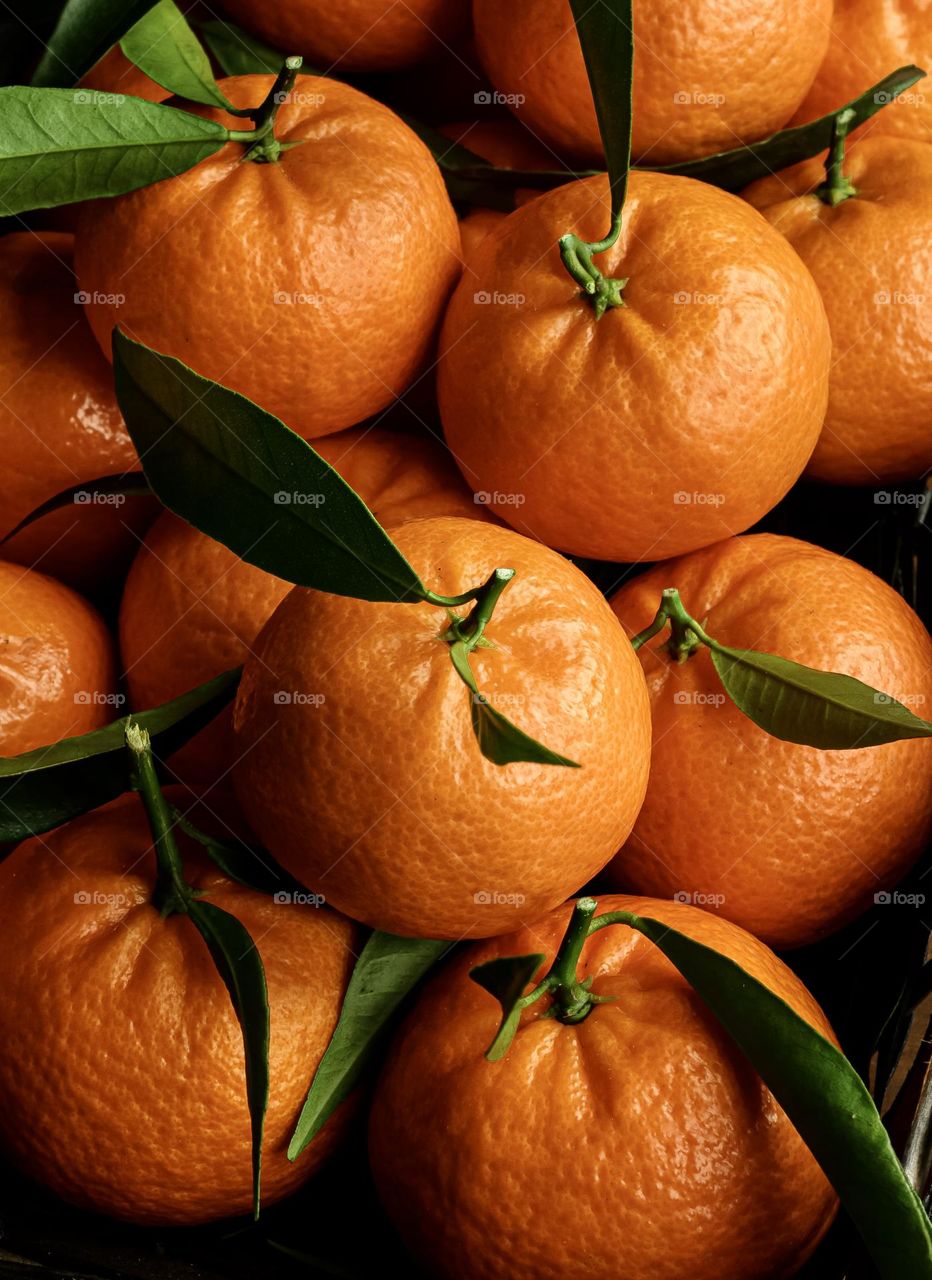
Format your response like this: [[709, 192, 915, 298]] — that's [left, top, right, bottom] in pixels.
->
[[126, 723, 195, 917], [629, 587, 713, 663], [815, 107, 858, 207], [559, 208, 627, 319], [446, 568, 515, 650], [547, 897, 599, 1022], [226, 55, 303, 164]]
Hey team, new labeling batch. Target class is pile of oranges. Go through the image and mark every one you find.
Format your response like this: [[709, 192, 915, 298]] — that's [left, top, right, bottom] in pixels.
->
[[0, 2, 930, 1278]]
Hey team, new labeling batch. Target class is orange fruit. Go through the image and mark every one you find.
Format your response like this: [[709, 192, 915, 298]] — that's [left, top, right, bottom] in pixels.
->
[[471, 0, 832, 166], [791, 0, 932, 144], [80, 45, 168, 102], [743, 136, 932, 484], [219, 0, 471, 72], [0, 232, 153, 595], [74, 75, 461, 440], [437, 172, 831, 563], [438, 118, 555, 261], [232, 516, 652, 938], [0, 791, 358, 1225], [370, 892, 838, 1279], [119, 425, 494, 780], [0, 557, 118, 756], [608, 534, 932, 950]]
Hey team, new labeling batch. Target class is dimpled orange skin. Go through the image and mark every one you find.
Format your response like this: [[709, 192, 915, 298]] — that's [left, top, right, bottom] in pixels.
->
[[74, 75, 461, 441], [743, 138, 932, 484], [472, 0, 832, 167], [232, 517, 651, 939], [119, 425, 494, 780], [0, 558, 117, 755], [370, 893, 838, 1280], [791, 0, 932, 144], [608, 534, 932, 950], [0, 793, 359, 1225], [219, 0, 471, 71], [0, 233, 154, 593], [438, 172, 831, 564]]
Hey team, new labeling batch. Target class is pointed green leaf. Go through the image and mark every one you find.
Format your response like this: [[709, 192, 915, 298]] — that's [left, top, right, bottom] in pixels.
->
[[651, 65, 926, 191], [449, 640, 581, 768], [602, 908, 932, 1280], [121, 0, 233, 109], [112, 330, 427, 604], [288, 933, 451, 1160], [199, 19, 286, 77], [709, 643, 932, 748], [569, 0, 633, 217], [469, 953, 545, 1061], [0, 87, 228, 215], [0, 667, 239, 843], [186, 898, 269, 1219], [171, 807, 306, 898], [32, 0, 158, 87], [0, 473, 153, 546]]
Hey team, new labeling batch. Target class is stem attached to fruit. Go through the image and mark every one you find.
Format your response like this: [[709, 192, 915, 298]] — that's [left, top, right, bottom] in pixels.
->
[[440, 567, 515, 651], [227, 55, 303, 165], [559, 208, 628, 319], [629, 587, 712, 662], [815, 107, 859, 207], [126, 723, 198, 917]]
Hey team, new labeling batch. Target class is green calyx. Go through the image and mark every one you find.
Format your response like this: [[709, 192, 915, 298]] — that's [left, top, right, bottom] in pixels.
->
[[815, 107, 859, 207], [226, 54, 303, 164], [559, 209, 627, 319], [629, 587, 712, 662], [438, 567, 515, 654]]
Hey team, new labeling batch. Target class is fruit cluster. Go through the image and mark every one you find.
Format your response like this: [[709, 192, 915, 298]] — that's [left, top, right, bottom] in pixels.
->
[[0, 3, 930, 1279]]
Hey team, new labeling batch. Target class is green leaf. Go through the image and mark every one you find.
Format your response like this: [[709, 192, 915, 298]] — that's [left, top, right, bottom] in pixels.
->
[[186, 898, 269, 1219], [0, 473, 153, 546], [121, 0, 233, 109], [112, 329, 427, 604], [0, 667, 239, 843], [650, 65, 926, 191], [32, 0, 158, 87], [709, 643, 932, 748], [0, 87, 228, 215], [569, 0, 633, 217], [170, 807, 307, 898], [288, 933, 451, 1161], [606, 909, 932, 1280], [449, 640, 581, 768], [469, 953, 545, 1061], [198, 18, 285, 77]]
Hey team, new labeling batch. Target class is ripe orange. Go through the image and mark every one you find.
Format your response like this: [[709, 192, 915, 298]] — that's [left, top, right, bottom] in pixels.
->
[[437, 172, 831, 563], [232, 516, 651, 938], [743, 136, 932, 484], [74, 75, 461, 440], [0, 791, 358, 1224], [471, 0, 832, 166], [0, 557, 118, 755], [119, 425, 494, 780], [0, 232, 153, 594], [80, 45, 168, 102], [219, 0, 471, 72], [370, 893, 838, 1279], [608, 534, 932, 950], [791, 0, 932, 144]]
